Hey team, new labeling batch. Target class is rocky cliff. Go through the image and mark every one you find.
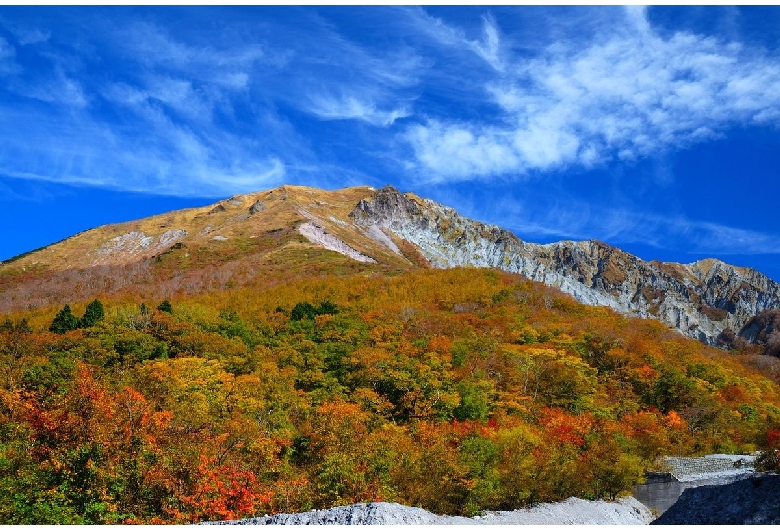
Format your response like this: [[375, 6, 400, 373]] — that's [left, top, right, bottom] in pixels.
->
[[350, 186, 780, 346], [4, 183, 779, 348]]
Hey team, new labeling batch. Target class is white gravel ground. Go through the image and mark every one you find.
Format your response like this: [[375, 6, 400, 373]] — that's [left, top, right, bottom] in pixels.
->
[[204, 497, 653, 525]]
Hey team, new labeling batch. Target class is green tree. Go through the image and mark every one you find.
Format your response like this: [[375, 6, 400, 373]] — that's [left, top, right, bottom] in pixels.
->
[[454, 379, 492, 421], [157, 300, 173, 313], [647, 367, 695, 413], [49, 305, 79, 334], [291, 302, 318, 321], [0, 318, 31, 333], [78, 299, 105, 329]]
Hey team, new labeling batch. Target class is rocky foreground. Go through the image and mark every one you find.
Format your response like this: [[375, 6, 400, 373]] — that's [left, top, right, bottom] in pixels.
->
[[203, 497, 654, 525], [652, 473, 780, 525]]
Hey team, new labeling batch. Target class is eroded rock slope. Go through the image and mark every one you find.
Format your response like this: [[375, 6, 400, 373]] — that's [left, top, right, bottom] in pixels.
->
[[350, 186, 780, 345]]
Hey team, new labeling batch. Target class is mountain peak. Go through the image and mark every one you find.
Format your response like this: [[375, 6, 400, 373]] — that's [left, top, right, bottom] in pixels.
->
[[2, 183, 779, 350]]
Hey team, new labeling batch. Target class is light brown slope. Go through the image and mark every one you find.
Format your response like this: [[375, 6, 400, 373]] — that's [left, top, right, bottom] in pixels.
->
[[0, 185, 418, 312], [2, 185, 403, 272]]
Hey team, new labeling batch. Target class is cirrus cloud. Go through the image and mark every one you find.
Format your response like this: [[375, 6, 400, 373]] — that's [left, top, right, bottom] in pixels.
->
[[406, 6, 780, 181]]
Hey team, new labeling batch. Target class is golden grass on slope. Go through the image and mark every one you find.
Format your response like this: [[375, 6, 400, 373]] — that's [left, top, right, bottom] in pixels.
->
[[0, 185, 391, 274], [0, 186, 424, 313]]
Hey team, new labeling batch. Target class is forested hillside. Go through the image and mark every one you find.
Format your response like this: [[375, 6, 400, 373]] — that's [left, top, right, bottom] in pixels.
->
[[2, 268, 779, 523]]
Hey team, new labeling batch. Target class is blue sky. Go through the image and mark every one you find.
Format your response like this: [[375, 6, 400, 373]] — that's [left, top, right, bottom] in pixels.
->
[[2, 6, 780, 282]]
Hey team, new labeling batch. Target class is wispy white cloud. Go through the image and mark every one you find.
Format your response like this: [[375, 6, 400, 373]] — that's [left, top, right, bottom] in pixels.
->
[[116, 21, 266, 75], [277, 18, 424, 126], [407, 122, 519, 181], [405, 8, 506, 72], [471, 14, 504, 73], [306, 93, 411, 126], [23, 69, 89, 108], [407, 6, 780, 181], [0, 37, 89, 107], [12, 27, 50, 46], [481, 191, 780, 257], [0, 16, 296, 196], [0, 37, 20, 76], [0, 17, 52, 46], [0, 9, 433, 197], [0, 37, 13, 60], [0, 103, 286, 197]]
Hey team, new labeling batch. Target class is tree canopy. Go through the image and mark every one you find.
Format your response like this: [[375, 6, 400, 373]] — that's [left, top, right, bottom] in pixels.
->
[[4, 268, 780, 523]]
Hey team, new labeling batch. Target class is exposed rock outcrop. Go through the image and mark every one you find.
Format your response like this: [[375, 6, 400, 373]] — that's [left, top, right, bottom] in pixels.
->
[[298, 222, 377, 263], [249, 200, 266, 215], [351, 186, 780, 345], [720, 309, 780, 356], [651, 474, 780, 524], [94, 229, 188, 263]]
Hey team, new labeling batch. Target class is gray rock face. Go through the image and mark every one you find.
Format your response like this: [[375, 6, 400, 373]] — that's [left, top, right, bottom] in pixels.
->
[[350, 186, 780, 346], [249, 200, 266, 215], [661, 454, 755, 481], [728, 309, 780, 355], [651, 474, 780, 525]]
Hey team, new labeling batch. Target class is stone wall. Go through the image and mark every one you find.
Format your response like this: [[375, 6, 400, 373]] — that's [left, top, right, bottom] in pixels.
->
[[633, 454, 756, 515], [662, 455, 754, 479]]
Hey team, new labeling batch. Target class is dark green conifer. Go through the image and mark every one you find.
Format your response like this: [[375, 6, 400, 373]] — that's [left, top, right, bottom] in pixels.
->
[[49, 305, 79, 334], [157, 300, 173, 313], [78, 299, 105, 328], [290, 301, 318, 321]]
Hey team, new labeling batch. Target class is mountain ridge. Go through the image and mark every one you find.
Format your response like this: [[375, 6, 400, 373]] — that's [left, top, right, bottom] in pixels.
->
[[2, 183, 779, 349], [351, 186, 780, 346]]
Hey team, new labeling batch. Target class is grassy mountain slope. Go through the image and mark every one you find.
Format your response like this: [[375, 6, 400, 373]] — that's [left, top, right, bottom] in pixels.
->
[[0, 186, 415, 313], [4, 184, 778, 353]]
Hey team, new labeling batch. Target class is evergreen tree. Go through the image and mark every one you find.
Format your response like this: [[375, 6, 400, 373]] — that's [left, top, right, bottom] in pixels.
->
[[16, 318, 32, 333], [49, 305, 79, 334], [290, 302, 318, 321], [157, 300, 173, 313], [78, 299, 105, 328], [1, 318, 31, 333]]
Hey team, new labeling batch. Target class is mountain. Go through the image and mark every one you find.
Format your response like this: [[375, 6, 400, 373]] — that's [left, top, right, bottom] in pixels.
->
[[5, 185, 780, 525], [350, 186, 780, 347], [0, 185, 413, 313], [2, 184, 779, 348]]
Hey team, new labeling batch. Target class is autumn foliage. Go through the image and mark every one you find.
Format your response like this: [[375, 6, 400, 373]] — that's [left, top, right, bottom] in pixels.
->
[[2, 268, 780, 523]]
